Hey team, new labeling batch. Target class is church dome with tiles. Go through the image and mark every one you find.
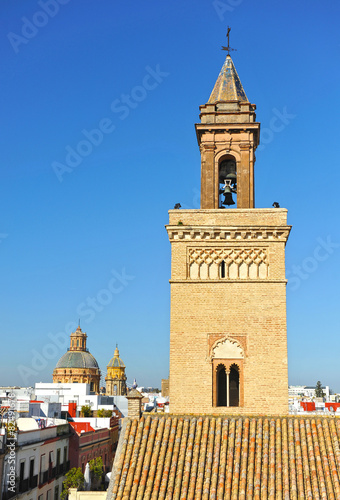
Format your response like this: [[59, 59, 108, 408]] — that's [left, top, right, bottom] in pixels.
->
[[53, 326, 101, 392]]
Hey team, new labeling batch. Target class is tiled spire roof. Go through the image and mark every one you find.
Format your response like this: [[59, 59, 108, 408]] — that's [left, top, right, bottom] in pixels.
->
[[107, 346, 125, 368], [208, 55, 248, 103], [108, 415, 340, 499]]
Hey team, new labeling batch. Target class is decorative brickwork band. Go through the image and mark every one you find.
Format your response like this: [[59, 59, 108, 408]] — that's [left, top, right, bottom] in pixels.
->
[[188, 247, 268, 280]]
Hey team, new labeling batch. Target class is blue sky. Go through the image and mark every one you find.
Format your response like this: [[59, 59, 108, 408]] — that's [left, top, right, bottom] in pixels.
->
[[1, 0, 340, 391]]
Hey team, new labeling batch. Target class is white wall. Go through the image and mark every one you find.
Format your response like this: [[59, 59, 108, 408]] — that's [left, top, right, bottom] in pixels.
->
[[2, 422, 69, 500], [35, 382, 91, 397]]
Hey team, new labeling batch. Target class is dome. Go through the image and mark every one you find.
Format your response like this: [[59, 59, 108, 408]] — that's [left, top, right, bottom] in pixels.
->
[[55, 350, 99, 369], [107, 346, 125, 368]]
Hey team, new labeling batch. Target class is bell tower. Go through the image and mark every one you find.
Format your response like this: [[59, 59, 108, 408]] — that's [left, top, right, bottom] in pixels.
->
[[166, 46, 291, 415], [197, 54, 260, 210]]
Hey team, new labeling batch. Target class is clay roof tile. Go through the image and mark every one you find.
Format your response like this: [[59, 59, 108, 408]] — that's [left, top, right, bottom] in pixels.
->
[[109, 415, 340, 499]]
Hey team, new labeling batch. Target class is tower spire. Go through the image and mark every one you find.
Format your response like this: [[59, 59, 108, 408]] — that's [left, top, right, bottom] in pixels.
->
[[196, 43, 260, 209]]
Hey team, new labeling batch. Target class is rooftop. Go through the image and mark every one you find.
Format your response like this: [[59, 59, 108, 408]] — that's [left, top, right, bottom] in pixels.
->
[[108, 414, 340, 499], [55, 350, 99, 369]]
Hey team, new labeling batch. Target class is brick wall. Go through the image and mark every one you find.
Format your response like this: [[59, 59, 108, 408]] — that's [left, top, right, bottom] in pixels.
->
[[167, 208, 290, 415]]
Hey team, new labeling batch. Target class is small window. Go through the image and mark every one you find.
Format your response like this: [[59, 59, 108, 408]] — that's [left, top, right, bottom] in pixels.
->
[[220, 260, 226, 278], [19, 461, 25, 481], [40, 454, 45, 473]]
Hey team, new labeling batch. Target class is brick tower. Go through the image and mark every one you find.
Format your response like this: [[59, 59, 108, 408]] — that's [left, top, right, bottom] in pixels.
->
[[166, 52, 291, 415]]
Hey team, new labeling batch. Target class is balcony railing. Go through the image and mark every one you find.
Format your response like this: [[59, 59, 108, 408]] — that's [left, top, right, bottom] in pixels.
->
[[19, 478, 29, 493], [39, 470, 48, 486], [2, 475, 39, 499], [29, 474, 38, 489], [2, 484, 18, 500], [48, 466, 57, 481]]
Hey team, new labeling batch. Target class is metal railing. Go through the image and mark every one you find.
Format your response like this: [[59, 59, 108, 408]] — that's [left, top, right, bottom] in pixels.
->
[[29, 475, 38, 489], [39, 469, 48, 486], [18, 478, 29, 493], [2, 484, 18, 500]]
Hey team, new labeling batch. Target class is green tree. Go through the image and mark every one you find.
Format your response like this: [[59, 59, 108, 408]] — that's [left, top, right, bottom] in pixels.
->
[[61, 467, 84, 499], [89, 456, 103, 490], [97, 409, 112, 418], [81, 405, 92, 417], [315, 381, 325, 398]]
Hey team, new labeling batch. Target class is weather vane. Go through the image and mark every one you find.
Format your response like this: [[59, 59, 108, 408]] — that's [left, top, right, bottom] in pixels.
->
[[222, 26, 237, 55]]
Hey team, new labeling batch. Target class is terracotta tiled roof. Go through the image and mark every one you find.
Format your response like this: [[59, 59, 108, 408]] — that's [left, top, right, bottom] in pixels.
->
[[108, 415, 340, 499], [70, 421, 95, 433]]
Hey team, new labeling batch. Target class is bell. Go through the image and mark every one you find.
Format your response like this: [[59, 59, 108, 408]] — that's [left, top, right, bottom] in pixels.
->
[[226, 172, 237, 185], [222, 185, 235, 206]]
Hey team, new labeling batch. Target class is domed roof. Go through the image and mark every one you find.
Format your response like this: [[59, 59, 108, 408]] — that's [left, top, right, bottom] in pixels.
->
[[55, 350, 99, 369], [107, 346, 125, 368]]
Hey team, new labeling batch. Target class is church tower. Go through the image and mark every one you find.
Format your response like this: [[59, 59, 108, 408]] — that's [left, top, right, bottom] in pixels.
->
[[105, 346, 127, 396], [166, 50, 291, 415]]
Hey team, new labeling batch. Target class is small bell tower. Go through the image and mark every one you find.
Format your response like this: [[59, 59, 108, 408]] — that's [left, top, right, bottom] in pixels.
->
[[166, 38, 291, 416], [197, 53, 260, 209]]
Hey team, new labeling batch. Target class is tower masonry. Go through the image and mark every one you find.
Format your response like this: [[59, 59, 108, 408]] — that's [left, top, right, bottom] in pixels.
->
[[166, 53, 291, 415]]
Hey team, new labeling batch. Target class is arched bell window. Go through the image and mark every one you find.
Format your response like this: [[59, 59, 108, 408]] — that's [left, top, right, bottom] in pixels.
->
[[219, 157, 237, 208]]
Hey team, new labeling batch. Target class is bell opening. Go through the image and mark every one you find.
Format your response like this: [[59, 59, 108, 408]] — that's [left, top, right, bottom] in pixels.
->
[[219, 157, 237, 208]]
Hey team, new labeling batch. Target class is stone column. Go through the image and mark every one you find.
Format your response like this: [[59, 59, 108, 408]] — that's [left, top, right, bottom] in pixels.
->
[[238, 144, 253, 208], [226, 370, 230, 407], [126, 389, 143, 419], [200, 144, 215, 208]]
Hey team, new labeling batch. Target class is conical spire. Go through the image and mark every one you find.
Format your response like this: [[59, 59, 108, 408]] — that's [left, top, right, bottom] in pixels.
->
[[208, 54, 248, 103]]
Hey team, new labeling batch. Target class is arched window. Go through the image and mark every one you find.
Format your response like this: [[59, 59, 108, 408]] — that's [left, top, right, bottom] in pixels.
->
[[90, 382, 94, 392], [219, 157, 237, 208], [217, 365, 227, 406], [229, 365, 240, 406]]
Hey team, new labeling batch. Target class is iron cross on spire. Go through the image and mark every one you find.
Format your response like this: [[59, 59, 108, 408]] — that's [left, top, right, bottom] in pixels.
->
[[222, 26, 237, 55]]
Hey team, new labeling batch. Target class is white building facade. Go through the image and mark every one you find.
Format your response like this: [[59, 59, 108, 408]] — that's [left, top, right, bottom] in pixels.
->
[[1, 420, 70, 500]]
